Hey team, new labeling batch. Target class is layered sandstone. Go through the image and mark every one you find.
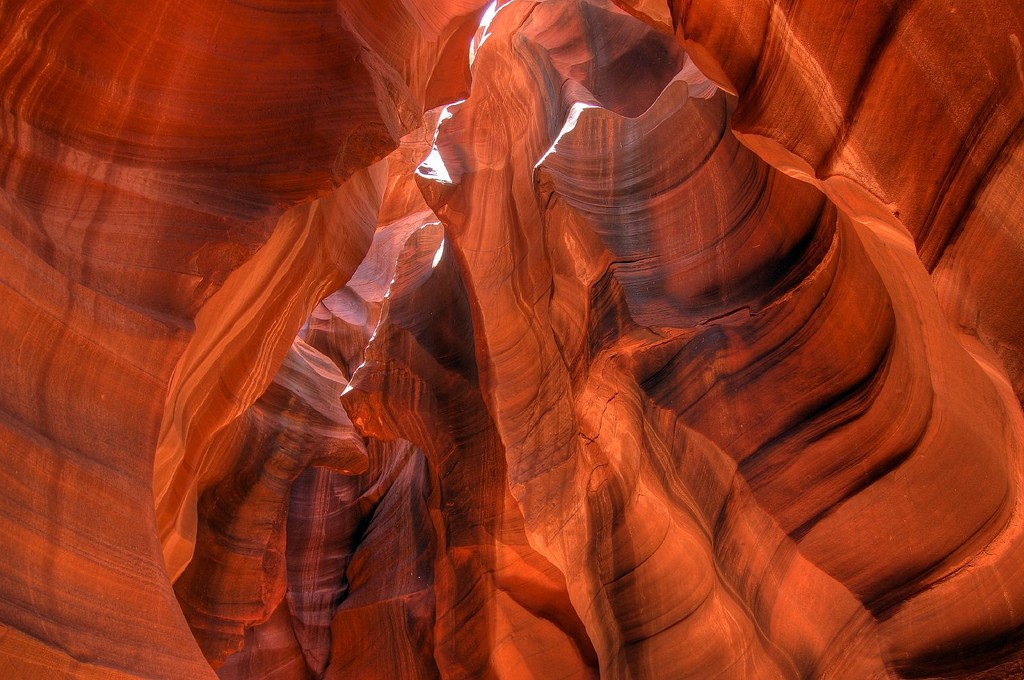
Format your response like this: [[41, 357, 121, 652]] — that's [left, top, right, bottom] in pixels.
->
[[1, 0, 1023, 678]]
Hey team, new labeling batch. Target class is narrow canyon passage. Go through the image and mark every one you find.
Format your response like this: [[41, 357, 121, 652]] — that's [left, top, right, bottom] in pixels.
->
[[1, 0, 1024, 678]]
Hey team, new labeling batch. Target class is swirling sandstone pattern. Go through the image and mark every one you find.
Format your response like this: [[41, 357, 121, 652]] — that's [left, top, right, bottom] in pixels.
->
[[1, 0, 1023, 678]]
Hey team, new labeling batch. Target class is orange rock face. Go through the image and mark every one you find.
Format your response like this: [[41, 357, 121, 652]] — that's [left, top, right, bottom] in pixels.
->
[[1, 0, 1023, 678]]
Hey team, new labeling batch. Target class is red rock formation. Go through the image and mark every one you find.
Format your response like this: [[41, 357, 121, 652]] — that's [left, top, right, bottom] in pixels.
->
[[0, 0, 488, 676], [2, 0, 1024, 678]]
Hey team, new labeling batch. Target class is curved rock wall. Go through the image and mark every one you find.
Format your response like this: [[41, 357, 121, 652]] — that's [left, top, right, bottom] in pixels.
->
[[1, 0, 1023, 678]]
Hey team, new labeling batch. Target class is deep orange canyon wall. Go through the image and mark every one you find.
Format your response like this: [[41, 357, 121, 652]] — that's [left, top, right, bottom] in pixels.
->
[[1, 0, 1023, 678]]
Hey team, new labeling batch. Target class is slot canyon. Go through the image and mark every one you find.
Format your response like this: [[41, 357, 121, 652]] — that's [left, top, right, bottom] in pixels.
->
[[2, 0, 1024, 677]]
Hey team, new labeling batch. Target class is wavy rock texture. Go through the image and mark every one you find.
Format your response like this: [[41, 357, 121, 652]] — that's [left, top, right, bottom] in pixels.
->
[[1, 0, 1024, 678], [0, 0, 488, 677]]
